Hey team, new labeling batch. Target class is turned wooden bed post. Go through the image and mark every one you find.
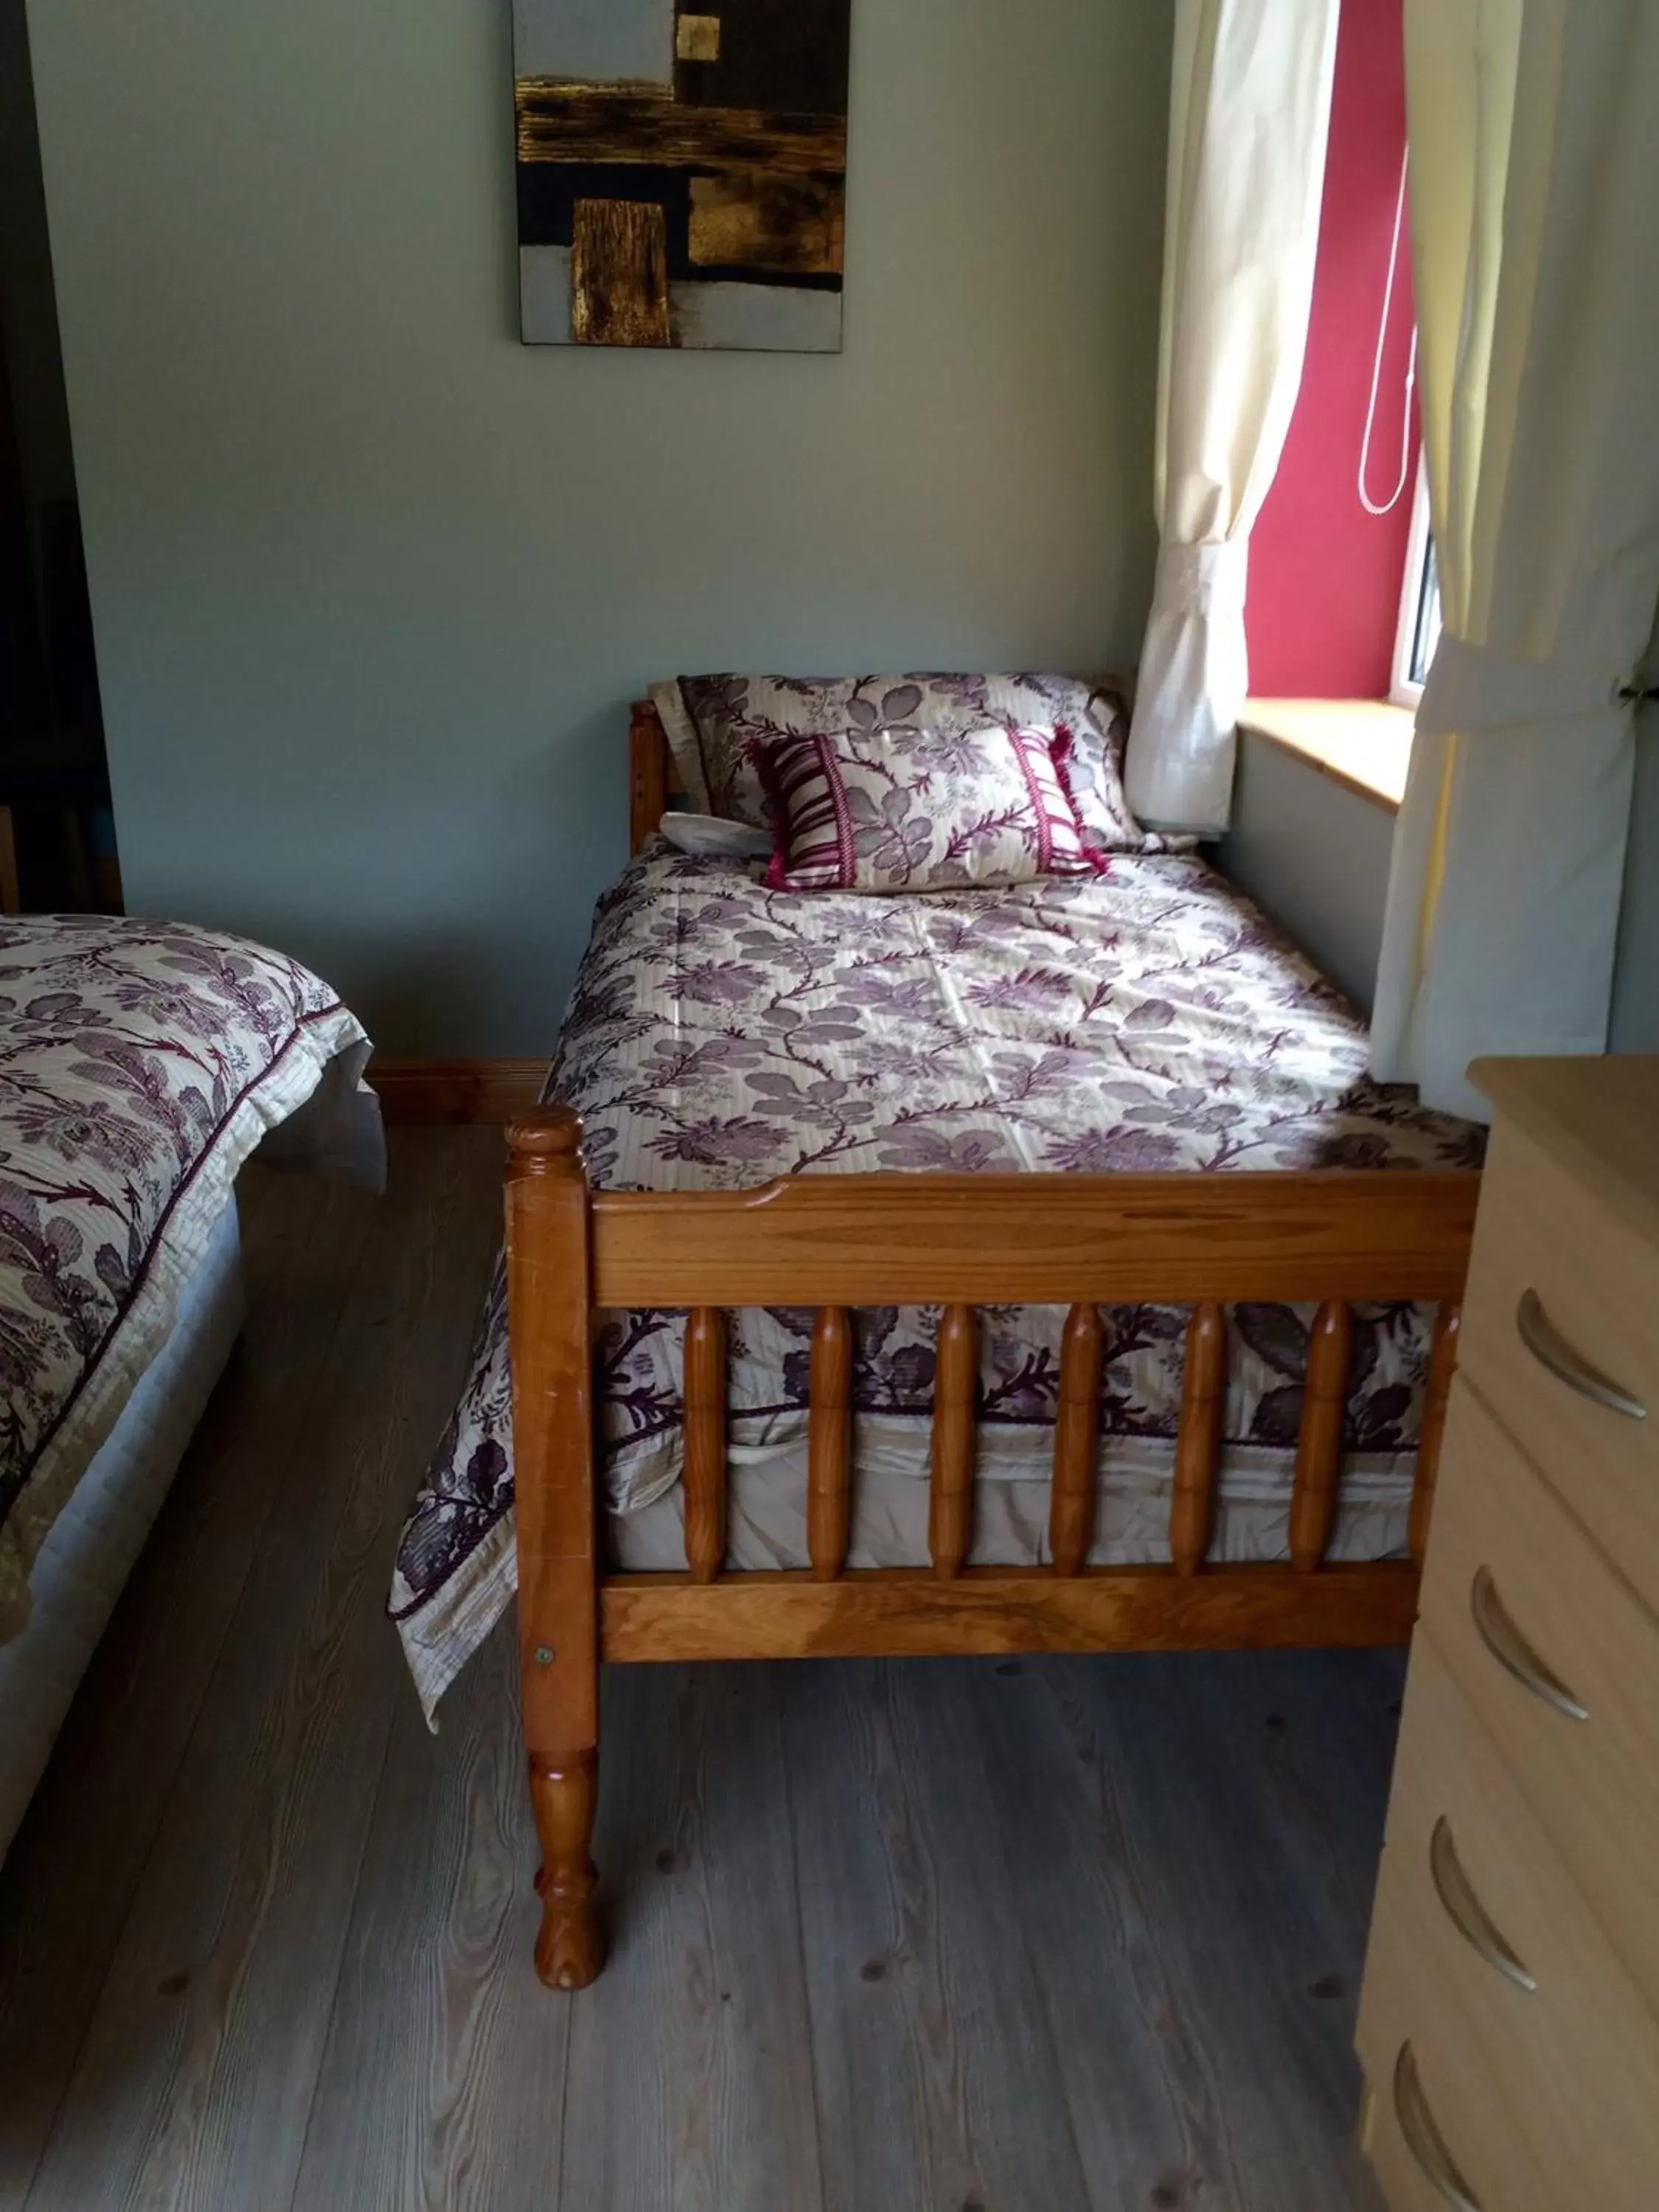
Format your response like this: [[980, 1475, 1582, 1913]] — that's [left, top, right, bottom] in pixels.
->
[[507, 1105, 603, 1990]]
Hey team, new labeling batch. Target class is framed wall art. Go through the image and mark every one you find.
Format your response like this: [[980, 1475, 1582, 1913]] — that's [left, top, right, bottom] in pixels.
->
[[514, 1, 851, 352]]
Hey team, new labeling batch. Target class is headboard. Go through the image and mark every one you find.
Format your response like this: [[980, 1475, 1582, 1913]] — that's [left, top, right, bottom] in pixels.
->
[[628, 698, 684, 857]]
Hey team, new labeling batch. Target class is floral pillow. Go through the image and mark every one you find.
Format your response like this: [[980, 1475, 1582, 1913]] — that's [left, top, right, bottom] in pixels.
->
[[649, 672, 1183, 854], [751, 722, 1108, 894]]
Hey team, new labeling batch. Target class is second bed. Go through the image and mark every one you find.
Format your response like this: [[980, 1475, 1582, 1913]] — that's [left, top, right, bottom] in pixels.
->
[[394, 828, 1481, 1718]]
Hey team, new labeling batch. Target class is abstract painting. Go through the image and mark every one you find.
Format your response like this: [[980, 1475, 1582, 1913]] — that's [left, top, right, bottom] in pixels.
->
[[513, 0, 850, 351]]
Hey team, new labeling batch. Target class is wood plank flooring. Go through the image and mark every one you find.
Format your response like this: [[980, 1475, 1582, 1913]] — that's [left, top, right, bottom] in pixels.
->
[[0, 1130, 1395, 2211]]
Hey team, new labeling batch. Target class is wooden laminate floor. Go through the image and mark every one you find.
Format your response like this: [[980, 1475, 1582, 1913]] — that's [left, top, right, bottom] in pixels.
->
[[0, 1130, 1396, 2212]]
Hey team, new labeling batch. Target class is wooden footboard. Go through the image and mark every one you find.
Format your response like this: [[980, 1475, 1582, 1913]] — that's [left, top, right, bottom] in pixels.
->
[[507, 1104, 1476, 1985]]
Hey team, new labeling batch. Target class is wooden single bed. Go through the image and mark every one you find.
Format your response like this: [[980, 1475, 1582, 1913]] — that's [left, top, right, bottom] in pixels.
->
[[505, 700, 1478, 1989]]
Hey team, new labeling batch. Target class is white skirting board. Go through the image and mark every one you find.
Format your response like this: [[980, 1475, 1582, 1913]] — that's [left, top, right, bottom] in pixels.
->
[[0, 1197, 246, 1860]]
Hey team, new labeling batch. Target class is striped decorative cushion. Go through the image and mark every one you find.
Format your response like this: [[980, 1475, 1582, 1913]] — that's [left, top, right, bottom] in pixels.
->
[[752, 723, 1108, 894]]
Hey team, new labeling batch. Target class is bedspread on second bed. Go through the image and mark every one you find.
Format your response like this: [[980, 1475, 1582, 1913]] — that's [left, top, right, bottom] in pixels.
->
[[0, 914, 380, 1646], [393, 844, 1481, 1716]]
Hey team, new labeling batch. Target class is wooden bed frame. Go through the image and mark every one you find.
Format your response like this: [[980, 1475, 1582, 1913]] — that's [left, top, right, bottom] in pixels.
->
[[507, 700, 1478, 1989]]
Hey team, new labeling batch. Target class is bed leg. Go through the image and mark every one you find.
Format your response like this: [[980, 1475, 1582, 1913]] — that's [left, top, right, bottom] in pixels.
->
[[509, 1105, 605, 1990], [530, 1748, 602, 1990]]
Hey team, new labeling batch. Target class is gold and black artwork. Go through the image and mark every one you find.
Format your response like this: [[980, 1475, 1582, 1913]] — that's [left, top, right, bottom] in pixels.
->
[[514, 1, 850, 351]]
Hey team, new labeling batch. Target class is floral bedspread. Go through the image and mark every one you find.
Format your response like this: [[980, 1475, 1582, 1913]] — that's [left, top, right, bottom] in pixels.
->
[[392, 844, 1481, 1714], [0, 914, 376, 1643]]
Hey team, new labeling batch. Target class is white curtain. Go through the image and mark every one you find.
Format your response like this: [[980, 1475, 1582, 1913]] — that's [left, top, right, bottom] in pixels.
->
[[1371, 0, 1659, 1119], [1124, 0, 1340, 835]]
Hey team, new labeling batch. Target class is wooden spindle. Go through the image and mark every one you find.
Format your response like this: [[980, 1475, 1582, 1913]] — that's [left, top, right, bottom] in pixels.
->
[[1050, 1303, 1104, 1576], [928, 1304, 978, 1580], [1289, 1300, 1352, 1573], [684, 1307, 726, 1583], [807, 1306, 854, 1580], [1171, 1301, 1226, 1576], [1410, 1300, 1462, 1567]]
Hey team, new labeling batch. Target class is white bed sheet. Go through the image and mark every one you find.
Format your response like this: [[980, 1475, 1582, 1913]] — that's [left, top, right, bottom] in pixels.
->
[[0, 1197, 244, 1860], [608, 1420, 1413, 1573]]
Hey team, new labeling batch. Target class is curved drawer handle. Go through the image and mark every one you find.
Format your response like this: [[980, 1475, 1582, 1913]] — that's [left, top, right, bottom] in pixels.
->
[[1394, 2043, 1481, 2211], [1428, 1817, 1537, 1992], [1470, 1567, 1589, 1722], [1516, 1290, 1646, 1421]]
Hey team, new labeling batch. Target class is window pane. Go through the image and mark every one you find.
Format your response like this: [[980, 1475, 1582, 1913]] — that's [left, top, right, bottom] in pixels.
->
[[1409, 534, 1442, 686]]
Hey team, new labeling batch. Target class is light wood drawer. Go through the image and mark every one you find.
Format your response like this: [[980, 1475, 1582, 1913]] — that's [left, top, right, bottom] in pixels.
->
[[1417, 1375, 1659, 2014], [1458, 1117, 1659, 1610], [1357, 1892, 1658, 2212], [1357, 1630, 1659, 2208], [1357, 1935, 1545, 2212], [1361, 2069, 1484, 2212]]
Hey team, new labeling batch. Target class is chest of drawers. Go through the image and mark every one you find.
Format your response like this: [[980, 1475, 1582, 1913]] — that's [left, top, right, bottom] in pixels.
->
[[1357, 1055, 1659, 2211]]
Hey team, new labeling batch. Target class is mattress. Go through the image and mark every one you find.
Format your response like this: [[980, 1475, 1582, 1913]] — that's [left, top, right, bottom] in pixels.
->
[[394, 843, 1481, 1719], [608, 1423, 1412, 1573], [0, 1197, 244, 1859]]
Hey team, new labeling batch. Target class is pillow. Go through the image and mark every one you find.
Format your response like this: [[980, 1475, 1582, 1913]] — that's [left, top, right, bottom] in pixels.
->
[[752, 721, 1108, 894], [650, 672, 1180, 853], [657, 811, 773, 860]]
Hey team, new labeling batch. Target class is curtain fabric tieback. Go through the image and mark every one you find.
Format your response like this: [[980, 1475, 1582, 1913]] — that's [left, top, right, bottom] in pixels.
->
[[1150, 539, 1250, 618], [1416, 634, 1634, 737], [1124, 539, 1253, 835]]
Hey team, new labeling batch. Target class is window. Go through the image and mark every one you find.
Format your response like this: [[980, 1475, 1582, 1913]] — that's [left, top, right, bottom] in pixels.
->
[[1390, 460, 1442, 708]]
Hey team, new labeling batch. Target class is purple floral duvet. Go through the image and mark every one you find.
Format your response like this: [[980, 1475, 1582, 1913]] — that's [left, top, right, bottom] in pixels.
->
[[0, 914, 377, 1645], [392, 842, 1481, 1716]]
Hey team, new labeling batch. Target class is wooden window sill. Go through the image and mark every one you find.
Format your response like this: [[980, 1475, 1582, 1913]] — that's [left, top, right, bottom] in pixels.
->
[[1239, 699, 1414, 812]]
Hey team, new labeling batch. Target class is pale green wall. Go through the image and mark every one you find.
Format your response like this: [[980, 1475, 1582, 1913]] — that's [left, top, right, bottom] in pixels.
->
[[1217, 732, 1396, 1017], [25, 0, 1173, 1053]]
